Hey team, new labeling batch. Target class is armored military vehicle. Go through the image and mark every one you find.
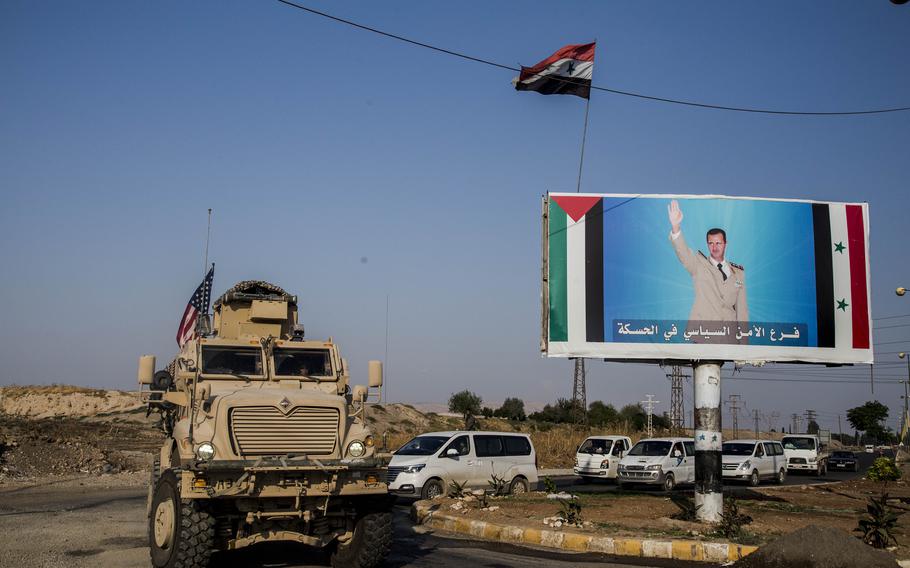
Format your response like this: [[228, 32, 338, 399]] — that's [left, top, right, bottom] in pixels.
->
[[138, 281, 391, 568]]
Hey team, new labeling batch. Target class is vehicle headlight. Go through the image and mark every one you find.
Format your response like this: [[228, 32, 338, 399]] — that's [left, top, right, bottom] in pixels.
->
[[195, 442, 215, 461], [404, 464, 425, 474], [347, 440, 366, 458], [740, 460, 751, 470], [646, 464, 662, 471], [600, 460, 609, 469]]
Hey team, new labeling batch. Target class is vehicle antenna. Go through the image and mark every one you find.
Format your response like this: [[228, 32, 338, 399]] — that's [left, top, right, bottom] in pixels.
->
[[203, 208, 213, 278]]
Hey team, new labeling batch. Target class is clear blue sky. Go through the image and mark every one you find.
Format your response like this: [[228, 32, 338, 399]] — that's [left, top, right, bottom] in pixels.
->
[[2, 1, 908, 433]]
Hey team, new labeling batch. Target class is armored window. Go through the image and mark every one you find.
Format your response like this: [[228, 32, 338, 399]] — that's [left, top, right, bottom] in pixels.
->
[[273, 348, 333, 378], [474, 435, 504, 457], [202, 346, 263, 376], [504, 436, 531, 456]]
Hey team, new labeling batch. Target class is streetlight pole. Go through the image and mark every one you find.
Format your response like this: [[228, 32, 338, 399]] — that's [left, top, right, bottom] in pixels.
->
[[900, 353, 910, 444]]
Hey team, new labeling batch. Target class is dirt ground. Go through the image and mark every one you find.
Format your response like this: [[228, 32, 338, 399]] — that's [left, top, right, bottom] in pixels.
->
[[432, 476, 910, 557]]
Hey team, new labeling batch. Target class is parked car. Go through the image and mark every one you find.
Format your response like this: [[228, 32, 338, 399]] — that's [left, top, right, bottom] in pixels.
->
[[617, 437, 694, 491], [574, 436, 632, 482], [387, 431, 539, 499], [721, 439, 787, 485], [828, 450, 860, 472]]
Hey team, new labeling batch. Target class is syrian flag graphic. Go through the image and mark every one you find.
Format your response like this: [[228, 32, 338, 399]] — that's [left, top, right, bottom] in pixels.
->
[[812, 203, 871, 351], [514, 42, 595, 99]]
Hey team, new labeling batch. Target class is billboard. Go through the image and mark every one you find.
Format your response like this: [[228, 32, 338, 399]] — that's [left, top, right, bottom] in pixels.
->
[[542, 193, 872, 364]]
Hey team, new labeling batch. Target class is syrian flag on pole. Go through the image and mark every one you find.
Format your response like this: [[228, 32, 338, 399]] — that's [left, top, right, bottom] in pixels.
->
[[811, 203, 872, 354], [176, 265, 214, 348], [514, 42, 595, 99]]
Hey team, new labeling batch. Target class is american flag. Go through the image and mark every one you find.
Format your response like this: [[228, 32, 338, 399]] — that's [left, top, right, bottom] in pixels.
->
[[176, 265, 214, 347]]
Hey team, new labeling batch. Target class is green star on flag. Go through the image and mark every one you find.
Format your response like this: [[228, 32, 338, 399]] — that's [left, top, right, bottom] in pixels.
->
[[834, 241, 846, 253], [837, 298, 849, 311]]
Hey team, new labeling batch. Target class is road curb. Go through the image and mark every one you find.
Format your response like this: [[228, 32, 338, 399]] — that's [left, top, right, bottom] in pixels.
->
[[411, 500, 759, 563]]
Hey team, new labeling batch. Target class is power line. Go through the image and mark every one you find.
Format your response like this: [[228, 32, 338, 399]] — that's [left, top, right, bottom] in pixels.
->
[[274, 0, 910, 117], [873, 314, 910, 321]]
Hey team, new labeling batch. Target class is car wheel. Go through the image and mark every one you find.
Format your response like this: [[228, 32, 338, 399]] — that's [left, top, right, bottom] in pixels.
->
[[149, 471, 214, 568], [662, 473, 676, 492], [509, 477, 529, 495], [421, 478, 445, 500], [776, 468, 786, 484], [749, 470, 760, 487]]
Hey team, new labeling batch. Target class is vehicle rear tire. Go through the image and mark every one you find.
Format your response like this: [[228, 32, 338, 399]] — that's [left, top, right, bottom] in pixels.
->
[[749, 470, 760, 487], [662, 473, 676, 492], [509, 476, 529, 495], [421, 478, 445, 500], [149, 470, 214, 568], [331, 511, 393, 568], [146, 457, 161, 520], [776, 468, 786, 484]]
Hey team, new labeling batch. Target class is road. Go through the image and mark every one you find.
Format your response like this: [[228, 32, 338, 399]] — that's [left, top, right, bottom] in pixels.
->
[[0, 452, 882, 567]]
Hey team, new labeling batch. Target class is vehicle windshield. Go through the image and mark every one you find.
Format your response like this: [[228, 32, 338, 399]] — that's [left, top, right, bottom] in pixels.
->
[[202, 346, 263, 377], [395, 436, 450, 456], [273, 348, 333, 378], [832, 451, 854, 458], [722, 443, 755, 456], [578, 438, 613, 454], [627, 441, 672, 457], [782, 437, 816, 450]]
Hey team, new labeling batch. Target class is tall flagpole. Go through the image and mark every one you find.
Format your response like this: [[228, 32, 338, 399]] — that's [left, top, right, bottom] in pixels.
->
[[203, 208, 213, 277], [575, 96, 592, 194]]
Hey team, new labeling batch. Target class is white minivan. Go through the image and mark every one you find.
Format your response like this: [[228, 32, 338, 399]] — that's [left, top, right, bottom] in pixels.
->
[[617, 437, 694, 491], [574, 436, 632, 482], [387, 431, 539, 500], [721, 439, 787, 485]]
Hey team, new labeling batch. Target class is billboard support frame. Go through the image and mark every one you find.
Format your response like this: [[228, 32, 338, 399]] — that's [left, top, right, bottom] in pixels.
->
[[693, 361, 723, 523]]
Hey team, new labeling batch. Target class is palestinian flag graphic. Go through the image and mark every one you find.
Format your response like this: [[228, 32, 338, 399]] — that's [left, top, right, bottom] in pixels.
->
[[812, 202, 871, 351], [514, 42, 595, 99]]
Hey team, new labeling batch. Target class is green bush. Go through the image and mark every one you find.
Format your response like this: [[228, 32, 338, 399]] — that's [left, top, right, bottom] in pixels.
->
[[867, 457, 901, 482], [855, 492, 903, 548]]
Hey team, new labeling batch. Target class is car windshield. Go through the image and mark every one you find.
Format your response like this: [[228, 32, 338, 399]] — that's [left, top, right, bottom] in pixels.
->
[[628, 441, 671, 457], [782, 437, 816, 450], [578, 439, 613, 454], [395, 436, 450, 456], [722, 443, 755, 456], [202, 346, 263, 377], [273, 348, 333, 378], [832, 451, 854, 458]]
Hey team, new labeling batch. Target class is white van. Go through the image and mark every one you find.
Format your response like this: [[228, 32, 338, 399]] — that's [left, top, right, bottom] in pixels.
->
[[387, 431, 539, 499], [617, 437, 694, 491], [721, 439, 787, 485], [574, 436, 632, 482]]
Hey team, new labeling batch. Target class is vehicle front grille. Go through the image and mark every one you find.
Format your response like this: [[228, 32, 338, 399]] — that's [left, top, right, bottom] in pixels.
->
[[621, 471, 653, 478], [789, 457, 807, 465], [722, 463, 738, 470], [230, 406, 339, 456], [624, 465, 645, 471], [386, 466, 408, 483]]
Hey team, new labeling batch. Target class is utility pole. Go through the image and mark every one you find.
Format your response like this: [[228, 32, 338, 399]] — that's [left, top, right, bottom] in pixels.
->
[[667, 365, 689, 433], [838, 414, 843, 443], [753, 409, 761, 439], [791, 413, 799, 434], [572, 358, 587, 424], [693, 362, 722, 523], [725, 394, 743, 439], [641, 394, 660, 438]]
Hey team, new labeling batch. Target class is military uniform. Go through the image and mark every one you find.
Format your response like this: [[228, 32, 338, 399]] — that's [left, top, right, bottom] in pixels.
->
[[670, 230, 748, 324]]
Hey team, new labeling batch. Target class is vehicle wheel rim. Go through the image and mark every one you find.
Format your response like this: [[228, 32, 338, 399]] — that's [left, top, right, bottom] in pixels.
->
[[751, 472, 758, 486], [427, 483, 441, 498], [512, 482, 526, 494], [153, 496, 175, 550]]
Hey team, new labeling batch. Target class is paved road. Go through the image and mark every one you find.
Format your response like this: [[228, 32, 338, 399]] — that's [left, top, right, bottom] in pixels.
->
[[0, 479, 710, 568]]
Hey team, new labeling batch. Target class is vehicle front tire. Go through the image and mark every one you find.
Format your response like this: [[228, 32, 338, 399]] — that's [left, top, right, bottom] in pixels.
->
[[662, 473, 676, 492], [421, 478, 445, 500], [509, 476, 529, 495], [149, 470, 214, 568], [331, 511, 392, 568], [749, 470, 760, 487]]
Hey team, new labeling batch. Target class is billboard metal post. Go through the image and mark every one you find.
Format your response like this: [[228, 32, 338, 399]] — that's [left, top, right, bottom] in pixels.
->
[[694, 362, 722, 523]]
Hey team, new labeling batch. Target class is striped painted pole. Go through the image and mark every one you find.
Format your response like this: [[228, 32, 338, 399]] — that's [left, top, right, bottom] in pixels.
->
[[694, 362, 723, 523]]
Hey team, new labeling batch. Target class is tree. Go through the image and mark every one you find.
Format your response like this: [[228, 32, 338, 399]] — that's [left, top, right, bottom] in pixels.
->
[[481, 406, 494, 418], [529, 398, 575, 423], [495, 398, 526, 421], [847, 401, 889, 433], [618, 403, 647, 431], [448, 390, 482, 421], [588, 401, 618, 427], [807, 420, 820, 435]]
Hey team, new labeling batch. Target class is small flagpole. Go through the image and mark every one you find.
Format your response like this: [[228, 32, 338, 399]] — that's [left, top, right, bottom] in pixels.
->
[[576, 96, 591, 194], [203, 208, 213, 277]]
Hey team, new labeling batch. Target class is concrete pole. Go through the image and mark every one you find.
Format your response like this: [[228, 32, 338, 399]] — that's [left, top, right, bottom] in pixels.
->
[[694, 362, 722, 523]]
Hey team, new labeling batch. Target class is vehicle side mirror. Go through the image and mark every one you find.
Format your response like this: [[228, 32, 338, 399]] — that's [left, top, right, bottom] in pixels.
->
[[368, 360, 383, 388], [446, 448, 459, 458], [138, 355, 156, 385]]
